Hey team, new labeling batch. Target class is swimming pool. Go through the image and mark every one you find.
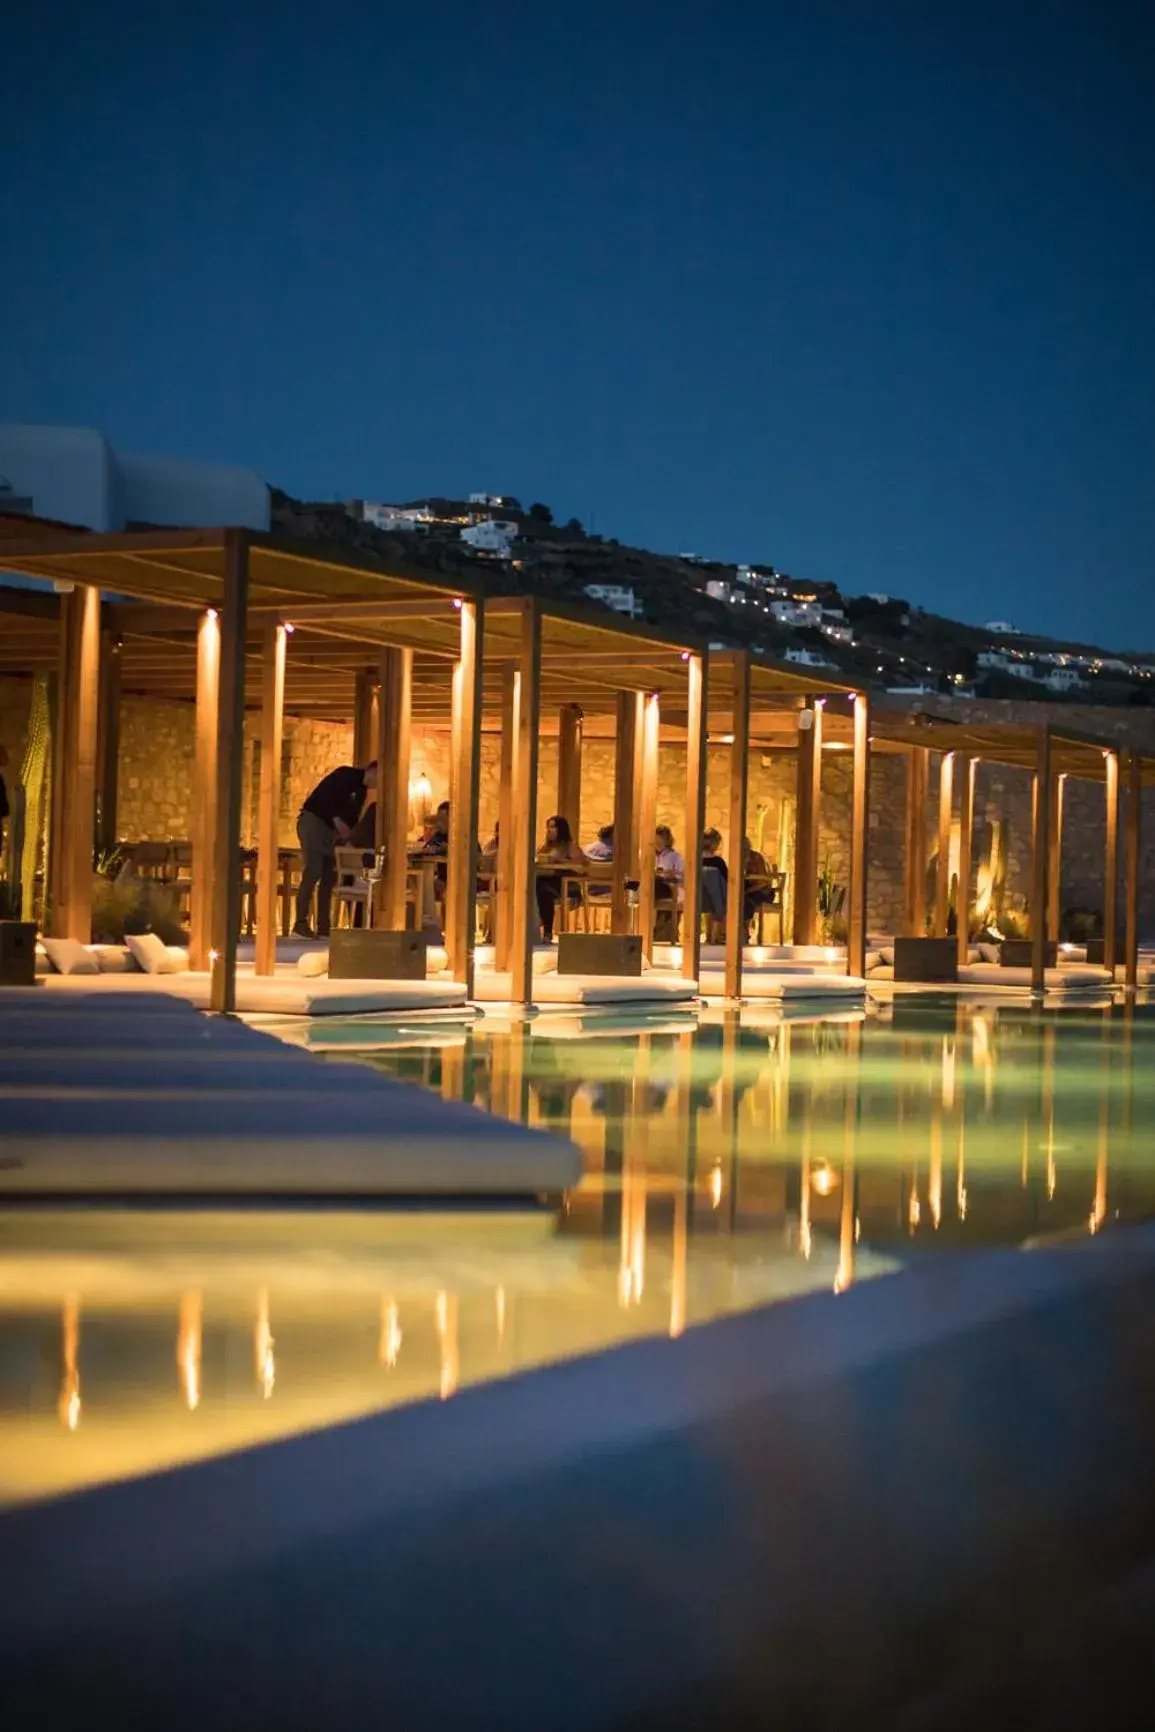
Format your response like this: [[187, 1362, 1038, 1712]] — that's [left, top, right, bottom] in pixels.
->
[[1, 996, 1151, 1505]]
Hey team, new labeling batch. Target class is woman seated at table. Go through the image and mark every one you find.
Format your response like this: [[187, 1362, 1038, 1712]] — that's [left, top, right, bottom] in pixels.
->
[[654, 825, 685, 942], [536, 815, 586, 942], [743, 837, 777, 935], [701, 828, 729, 935]]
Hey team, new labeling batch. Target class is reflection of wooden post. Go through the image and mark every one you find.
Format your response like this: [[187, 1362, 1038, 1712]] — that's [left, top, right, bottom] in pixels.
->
[[189, 609, 219, 970], [1047, 772, 1064, 942], [95, 628, 121, 854], [957, 755, 976, 968], [1029, 727, 1052, 997], [376, 646, 413, 930], [1104, 749, 1120, 971], [935, 752, 954, 938], [611, 690, 640, 934], [1125, 749, 1141, 991], [254, 622, 286, 975], [847, 692, 870, 977], [510, 600, 541, 1005], [446, 601, 484, 993], [57, 583, 100, 943], [636, 693, 660, 960], [209, 531, 249, 1014], [905, 746, 929, 936], [557, 704, 583, 838], [353, 667, 376, 766], [724, 655, 751, 996], [494, 662, 517, 969], [835, 1024, 860, 1294], [792, 699, 820, 944], [682, 653, 708, 983]]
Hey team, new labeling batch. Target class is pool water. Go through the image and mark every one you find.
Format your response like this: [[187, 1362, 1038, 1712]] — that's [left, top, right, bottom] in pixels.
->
[[1, 997, 1152, 1506]]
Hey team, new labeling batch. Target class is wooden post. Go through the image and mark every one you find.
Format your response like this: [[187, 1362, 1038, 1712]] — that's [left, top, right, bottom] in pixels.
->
[[956, 755, 976, 968], [209, 531, 249, 1015], [792, 699, 821, 945], [1104, 749, 1120, 971], [189, 608, 220, 970], [54, 583, 100, 942], [95, 628, 121, 855], [723, 653, 751, 997], [1125, 749, 1141, 991], [494, 661, 517, 969], [353, 668, 376, 766], [611, 690, 640, 935], [557, 703, 583, 839], [47, 596, 77, 931], [1029, 727, 1052, 998], [1047, 772, 1065, 942], [935, 751, 955, 939], [254, 622, 286, 976], [376, 646, 413, 931], [904, 746, 929, 936], [847, 691, 870, 978], [636, 692, 660, 961], [509, 599, 541, 1005], [446, 600, 484, 993], [682, 652, 708, 983]]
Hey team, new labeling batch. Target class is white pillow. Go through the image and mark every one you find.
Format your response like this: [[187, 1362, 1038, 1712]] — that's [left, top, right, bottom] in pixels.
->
[[42, 937, 99, 976], [531, 949, 558, 975], [865, 949, 882, 972], [125, 932, 181, 975], [298, 950, 328, 978], [163, 946, 190, 973], [878, 946, 895, 967], [425, 945, 449, 974], [91, 945, 137, 973], [978, 942, 1001, 964]]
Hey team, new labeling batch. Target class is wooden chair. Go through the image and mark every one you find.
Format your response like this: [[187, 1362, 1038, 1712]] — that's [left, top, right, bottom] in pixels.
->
[[334, 847, 371, 928], [747, 870, 786, 944], [558, 871, 591, 935]]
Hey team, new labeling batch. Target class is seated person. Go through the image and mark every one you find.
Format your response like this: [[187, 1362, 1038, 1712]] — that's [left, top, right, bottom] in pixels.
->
[[743, 838, 777, 933], [701, 827, 728, 929], [654, 825, 685, 942], [584, 823, 614, 901], [536, 814, 586, 941], [412, 801, 450, 926]]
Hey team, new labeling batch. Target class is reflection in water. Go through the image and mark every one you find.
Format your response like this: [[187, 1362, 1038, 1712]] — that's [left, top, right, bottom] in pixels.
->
[[3, 998, 1153, 1508]]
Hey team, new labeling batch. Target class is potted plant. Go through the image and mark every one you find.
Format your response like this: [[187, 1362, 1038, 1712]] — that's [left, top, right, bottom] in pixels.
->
[[0, 876, 37, 986]]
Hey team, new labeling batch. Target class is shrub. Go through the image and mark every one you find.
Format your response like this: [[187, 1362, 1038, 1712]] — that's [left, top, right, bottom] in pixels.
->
[[91, 876, 187, 945]]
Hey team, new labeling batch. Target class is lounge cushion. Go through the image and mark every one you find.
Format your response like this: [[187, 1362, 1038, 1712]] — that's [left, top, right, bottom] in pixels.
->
[[90, 945, 137, 973], [473, 970, 696, 1006], [125, 933, 182, 975], [298, 951, 329, 978], [698, 966, 867, 1001], [41, 938, 98, 976]]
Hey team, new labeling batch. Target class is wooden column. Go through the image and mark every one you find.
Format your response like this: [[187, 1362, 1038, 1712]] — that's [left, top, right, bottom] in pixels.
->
[[95, 629, 121, 855], [557, 704, 583, 839], [1029, 727, 1052, 998], [847, 692, 870, 978], [935, 751, 955, 938], [188, 607, 220, 970], [1125, 749, 1141, 991], [904, 746, 929, 936], [254, 622, 286, 976], [47, 596, 77, 930], [611, 690, 640, 934], [209, 531, 249, 1015], [509, 599, 541, 1005], [1047, 772, 1065, 942], [376, 646, 413, 931], [446, 600, 484, 993], [723, 653, 751, 997], [956, 755, 976, 968], [353, 667, 376, 766], [494, 661, 517, 969], [54, 583, 100, 942], [1104, 749, 1120, 970], [682, 652, 708, 982], [636, 692, 660, 961], [792, 699, 821, 945]]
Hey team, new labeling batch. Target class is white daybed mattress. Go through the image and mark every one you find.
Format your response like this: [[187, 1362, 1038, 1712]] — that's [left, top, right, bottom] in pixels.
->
[[697, 966, 867, 1001], [472, 970, 699, 1006], [38, 970, 468, 1016], [867, 963, 1113, 991]]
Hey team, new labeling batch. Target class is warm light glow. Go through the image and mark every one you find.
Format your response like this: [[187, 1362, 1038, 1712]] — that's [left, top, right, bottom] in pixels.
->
[[177, 1291, 202, 1412], [209, 949, 219, 964], [811, 1163, 839, 1196], [284, 621, 295, 634], [709, 1161, 724, 1208], [718, 733, 735, 745], [680, 650, 690, 661], [495, 1286, 506, 1341], [410, 771, 433, 809], [58, 1295, 81, 1433], [908, 1185, 922, 1231], [379, 1298, 402, 1368], [255, 1289, 275, 1399], [453, 597, 462, 610], [206, 607, 217, 621], [435, 1290, 459, 1399]]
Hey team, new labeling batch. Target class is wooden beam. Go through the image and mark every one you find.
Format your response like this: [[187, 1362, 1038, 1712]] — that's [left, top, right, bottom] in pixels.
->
[[509, 600, 542, 1005], [847, 691, 871, 978], [1104, 749, 1120, 969], [352, 667, 376, 765], [95, 630, 121, 854], [1125, 748, 1141, 991], [494, 661, 517, 969], [557, 703, 583, 839], [935, 751, 955, 939], [1047, 772, 1065, 942], [636, 692, 660, 962], [445, 601, 484, 993], [904, 746, 929, 936], [209, 531, 249, 1015], [254, 623, 286, 976], [723, 653, 751, 997], [376, 646, 413, 930], [956, 755, 976, 969], [682, 652, 708, 984], [55, 584, 100, 942], [1029, 727, 1052, 997], [611, 690, 640, 935], [46, 594, 77, 933], [792, 699, 821, 945], [188, 608, 220, 970]]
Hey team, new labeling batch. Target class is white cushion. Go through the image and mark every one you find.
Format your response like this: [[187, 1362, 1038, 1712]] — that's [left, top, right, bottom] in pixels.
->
[[865, 950, 882, 972], [34, 944, 50, 977], [425, 945, 449, 974], [532, 949, 558, 975], [90, 945, 137, 973], [163, 946, 190, 973], [977, 943, 1001, 964], [878, 946, 895, 966], [298, 951, 329, 979], [125, 932, 182, 975], [41, 937, 99, 976]]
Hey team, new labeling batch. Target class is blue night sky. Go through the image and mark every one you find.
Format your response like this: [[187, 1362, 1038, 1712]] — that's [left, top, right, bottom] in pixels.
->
[[3, 1, 1153, 646]]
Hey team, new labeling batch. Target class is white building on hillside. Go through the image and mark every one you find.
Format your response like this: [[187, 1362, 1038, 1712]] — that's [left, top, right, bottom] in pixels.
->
[[1043, 666, 1087, 694], [771, 598, 822, 629], [468, 492, 511, 507], [362, 502, 435, 532], [784, 647, 834, 669], [461, 519, 517, 557], [584, 583, 643, 619], [984, 619, 1018, 634]]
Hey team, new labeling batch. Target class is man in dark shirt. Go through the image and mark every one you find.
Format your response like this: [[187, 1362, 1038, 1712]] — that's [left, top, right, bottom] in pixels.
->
[[293, 760, 377, 938]]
